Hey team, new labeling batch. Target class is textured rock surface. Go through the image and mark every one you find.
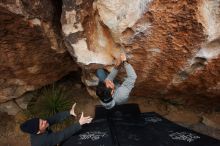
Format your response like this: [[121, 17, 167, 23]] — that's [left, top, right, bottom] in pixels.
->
[[61, 0, 220, 109], [61, 0, 119, 65], [0, 101, 21, 115], [202, 114, 220, 130], [165, 105, 201, 125], [15, 92, 36, 110], [0, 0, 77, 103]]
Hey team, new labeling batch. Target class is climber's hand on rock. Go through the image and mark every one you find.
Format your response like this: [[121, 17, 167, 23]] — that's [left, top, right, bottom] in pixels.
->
[[120, 53, 127, 62]]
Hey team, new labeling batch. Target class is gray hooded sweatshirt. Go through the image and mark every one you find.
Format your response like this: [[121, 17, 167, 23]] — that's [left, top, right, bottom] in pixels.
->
[[100, 62, 137, 109]]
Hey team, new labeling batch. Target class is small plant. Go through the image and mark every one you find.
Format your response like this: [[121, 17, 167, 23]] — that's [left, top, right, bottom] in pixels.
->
[[28, 84, 73, 119]]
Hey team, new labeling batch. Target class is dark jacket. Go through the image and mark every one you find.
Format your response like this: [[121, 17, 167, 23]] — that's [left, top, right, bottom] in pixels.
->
[[30, 111, 81, 146]]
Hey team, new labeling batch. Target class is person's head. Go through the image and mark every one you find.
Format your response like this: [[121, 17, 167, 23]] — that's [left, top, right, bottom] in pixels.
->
[[20, 118, 49, 134], [38, 119, 49, 133], [96, 81, 113, 103]]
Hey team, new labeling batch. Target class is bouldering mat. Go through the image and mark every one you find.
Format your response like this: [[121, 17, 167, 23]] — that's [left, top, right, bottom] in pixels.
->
[[61, 119, 113, 146], [62, 104, 220, 146], [94, 103, 141, 119], [113, 112, 220, 146]]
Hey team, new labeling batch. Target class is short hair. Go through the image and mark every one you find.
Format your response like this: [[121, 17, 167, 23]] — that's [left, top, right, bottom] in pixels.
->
[[96, 81, 113, 103]]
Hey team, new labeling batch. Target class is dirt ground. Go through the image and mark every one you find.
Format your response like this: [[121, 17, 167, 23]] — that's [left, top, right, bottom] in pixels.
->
[[0, 81, 220, 146]]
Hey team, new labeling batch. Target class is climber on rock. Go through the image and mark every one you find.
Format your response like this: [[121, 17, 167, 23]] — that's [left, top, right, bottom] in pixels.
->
[[20, 103, 92, 146], [96, 53, 137, 109]]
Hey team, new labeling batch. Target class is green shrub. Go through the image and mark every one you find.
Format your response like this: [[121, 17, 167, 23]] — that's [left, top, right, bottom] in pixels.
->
[[28, 84, 73, 119]]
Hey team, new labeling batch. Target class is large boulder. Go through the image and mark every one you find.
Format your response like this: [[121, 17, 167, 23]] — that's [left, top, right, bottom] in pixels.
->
[[0, 0, 77, 103], [61, 0, 220, 109]]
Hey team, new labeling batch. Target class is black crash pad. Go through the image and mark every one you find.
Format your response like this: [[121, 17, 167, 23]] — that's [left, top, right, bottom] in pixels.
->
[[94, 103, 141, 119], [62, 104, 220, 146], [114, 112, 220, 146], [61, 119, 113, 146]]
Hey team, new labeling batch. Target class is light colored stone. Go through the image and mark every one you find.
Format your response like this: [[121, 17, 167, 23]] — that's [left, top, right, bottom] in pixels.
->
[[15, 92, 35, 109], [27, 65, 41, 74], [28, 18, 41, 26], [61, 0, 122, 66], [197, 0, 220, 41], [195, 38, 220, 60], [190, 123, 220, 140], [42, 22, 66, 53], [165, 106, 201, 125], [62, 10, 84, 36], [0, 0, 23, 14], [0, 101, 21, 115], [0, 88, 17, 102], [84, 79, 99, 87], [202, 113, 220, 130], [96, 0, 153, 42], [76, 0, 83, 5], [71, 38, 114, 65]]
